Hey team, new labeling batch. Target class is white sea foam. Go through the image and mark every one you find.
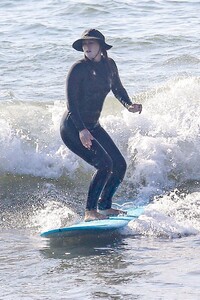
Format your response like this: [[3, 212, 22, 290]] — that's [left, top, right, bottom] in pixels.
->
[[123, 76, 200, 196], [127, 190, 200, 238], [30, 200, 80, 232]]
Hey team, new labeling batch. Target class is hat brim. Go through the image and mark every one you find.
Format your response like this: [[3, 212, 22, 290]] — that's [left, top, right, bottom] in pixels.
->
[[72, 37, 112, 52]]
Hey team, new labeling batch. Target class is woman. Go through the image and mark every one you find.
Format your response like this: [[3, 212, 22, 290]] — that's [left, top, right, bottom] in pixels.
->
[[60, 29, 142, 221]]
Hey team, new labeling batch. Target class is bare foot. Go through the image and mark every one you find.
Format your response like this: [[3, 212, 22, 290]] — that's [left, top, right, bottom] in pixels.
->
[[98, 208, 127, 216], [84, 210, 109, 222]]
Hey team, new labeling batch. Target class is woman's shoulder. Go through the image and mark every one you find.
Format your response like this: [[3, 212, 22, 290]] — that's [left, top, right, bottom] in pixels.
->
[[107, 57, 117, 66], [70, 59, 86, 70], [68, 59, 86, 77], [106, 57, 118, 72], [107, 57, 114, 62]]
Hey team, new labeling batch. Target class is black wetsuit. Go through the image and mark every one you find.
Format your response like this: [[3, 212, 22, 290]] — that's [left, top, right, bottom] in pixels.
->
[[60, 57, 132, 211]]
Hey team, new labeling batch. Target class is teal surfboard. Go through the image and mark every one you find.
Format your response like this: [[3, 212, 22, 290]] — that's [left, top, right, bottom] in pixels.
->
[[40, 206, 144, 239]]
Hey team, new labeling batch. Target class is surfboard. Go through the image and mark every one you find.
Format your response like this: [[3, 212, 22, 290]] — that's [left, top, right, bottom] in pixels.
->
[[40, 206, 144, 239]]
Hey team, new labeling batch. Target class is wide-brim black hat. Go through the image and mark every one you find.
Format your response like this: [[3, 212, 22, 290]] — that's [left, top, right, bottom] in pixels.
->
[[72, 29, 113, 52]]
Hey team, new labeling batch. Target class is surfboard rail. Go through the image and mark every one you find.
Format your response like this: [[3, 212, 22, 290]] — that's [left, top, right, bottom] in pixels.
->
[[40, 206, 144, 239]]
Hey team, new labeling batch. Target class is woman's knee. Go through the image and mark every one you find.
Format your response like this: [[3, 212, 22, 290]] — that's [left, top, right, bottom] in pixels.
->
[[94, 153, 113, 175], [113, 155, 127, 179]]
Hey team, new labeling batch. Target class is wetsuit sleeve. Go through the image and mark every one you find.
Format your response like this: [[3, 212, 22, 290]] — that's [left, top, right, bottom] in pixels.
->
[[110, 59, 133, 108], [66, 62, 86, 131]]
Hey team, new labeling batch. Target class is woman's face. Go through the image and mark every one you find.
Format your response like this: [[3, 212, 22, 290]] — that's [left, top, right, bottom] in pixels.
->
[[82, 39, 101, 61]]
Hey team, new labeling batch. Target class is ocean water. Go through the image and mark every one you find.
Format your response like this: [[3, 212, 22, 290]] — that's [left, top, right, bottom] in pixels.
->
[[0, 0, 200, 299]]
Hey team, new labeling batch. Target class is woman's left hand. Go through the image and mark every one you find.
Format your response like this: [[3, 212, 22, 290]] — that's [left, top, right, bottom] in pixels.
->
[[128, 103, 142, 114]]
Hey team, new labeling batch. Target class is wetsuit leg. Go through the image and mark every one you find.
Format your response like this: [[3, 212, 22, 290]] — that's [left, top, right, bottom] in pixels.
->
[[91, 125, 127, 210], [60, 114, 113, 210]]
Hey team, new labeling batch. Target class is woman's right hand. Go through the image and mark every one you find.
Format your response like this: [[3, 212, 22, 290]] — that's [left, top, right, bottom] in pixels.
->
[[79, 129, 94, 149]]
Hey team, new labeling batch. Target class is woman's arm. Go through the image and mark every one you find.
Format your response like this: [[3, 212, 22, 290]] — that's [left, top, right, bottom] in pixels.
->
[[110, 58, 132, 108], [110, 59, 142, 113], [66, 62, 86, 131], [67, 62, 95, 149]]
